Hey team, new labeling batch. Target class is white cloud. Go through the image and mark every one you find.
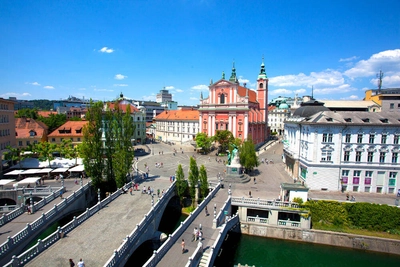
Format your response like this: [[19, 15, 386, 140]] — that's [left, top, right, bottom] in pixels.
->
[[340, 95, 359, 100], [44, 86, 54, 89], [165, 86, 174, 90], [190, 97, 198, 100], [175, 89, 184, 93], [0, 92, 32, 98], [314, 84, 357, 95], [339, 56, 358, 62], [344, 49, 400, 78], [99, 47, 114, 53], [113, 84, 128, 87], [114, 74, 127, 80], [191, 84, 208, 90], [294, 88, 307, 94], [94, 88, 114, 92], [269, 88, 293, 96], [26, 82, 40, 86], [269, 70, 344, 87], [141, 95, 156, 101]]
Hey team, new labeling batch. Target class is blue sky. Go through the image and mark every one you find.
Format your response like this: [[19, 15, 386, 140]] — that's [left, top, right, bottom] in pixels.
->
[[1, 0, 399, 106]]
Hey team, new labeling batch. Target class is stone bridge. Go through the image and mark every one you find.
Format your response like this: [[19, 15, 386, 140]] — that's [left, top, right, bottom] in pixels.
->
[[0, 182, 96, 266], [5, 178, 176, 266]]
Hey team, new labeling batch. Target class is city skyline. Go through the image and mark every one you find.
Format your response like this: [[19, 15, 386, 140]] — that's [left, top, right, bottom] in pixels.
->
[[1, 1, 399, 106]]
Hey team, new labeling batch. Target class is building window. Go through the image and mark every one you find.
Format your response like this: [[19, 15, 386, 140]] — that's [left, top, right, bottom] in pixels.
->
[[365, 171, 372, 185], [26, 141, 30, 146], [392, 152, 398, 163], [389, 172, 397, 187], [300, 167, 307, 179], [321, 151, 332, 161], [355, 151, 362, 162], [367, 152, 374, 162], [394, 135, 399, 145], [259, 83, 263, 89], [379, 152, 386, 163], [369, 134, 375, 144], [343, 151, 350, 162], [215, 123, 218, 130], [18, 141, 22, 146], [381, 134, 387, 144], [390, 103, 394, 109], [322, 133, 327, 142], [220, 94, 225, 104], [78, 138, 81, 142], [357, 134, 363, 144], [341, 170, 349, 184]]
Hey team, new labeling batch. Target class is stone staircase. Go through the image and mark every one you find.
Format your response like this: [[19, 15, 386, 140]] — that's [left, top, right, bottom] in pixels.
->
[[199, 252, 210, 267]]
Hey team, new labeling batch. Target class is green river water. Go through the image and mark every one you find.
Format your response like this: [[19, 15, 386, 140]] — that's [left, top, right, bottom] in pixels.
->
[[214, 232, 400, 267]]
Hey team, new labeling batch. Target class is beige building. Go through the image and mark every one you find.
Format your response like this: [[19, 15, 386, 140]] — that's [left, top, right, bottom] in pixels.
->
[[48, 121, 88, 145], [0, 98, 16, 176], [15, 118, 48, 148]]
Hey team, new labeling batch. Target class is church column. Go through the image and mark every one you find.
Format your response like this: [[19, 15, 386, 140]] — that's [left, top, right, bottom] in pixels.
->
[[199, 114, 202, 133], [228, 115, 232, 132], [244, 115, 248, 140], [233, 116, 237, 137], [211, 115, 215, 136]]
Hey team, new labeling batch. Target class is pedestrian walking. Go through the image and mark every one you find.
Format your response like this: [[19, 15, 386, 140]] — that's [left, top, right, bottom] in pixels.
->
[[69, 259, 75, 267], [77, 258, 85, 267], [205, 205, 208, 216], [157, 188, 160, 197], [181, 239, 185, 253], [129, 187, 133, 195], [198, 230, 203, 241], [254, 177, 256, 184], [249, 190, 252, 198]]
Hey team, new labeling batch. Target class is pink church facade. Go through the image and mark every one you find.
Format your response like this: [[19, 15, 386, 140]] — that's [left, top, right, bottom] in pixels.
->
[[198, 61, 269, 145]]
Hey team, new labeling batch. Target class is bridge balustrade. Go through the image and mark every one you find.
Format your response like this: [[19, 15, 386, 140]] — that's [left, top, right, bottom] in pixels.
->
[[143, 183, 221, 267], [203, 212, 240, 267], [1, 182, 91, 265], [185, 242, 203, 267], [231, 197, 300, 209], [0, 187, 64, 227], [213, 196, 231, 228], [247, 216, 268, 224], [5, 181, 135, 266], [278, 219, 300, 227], [104, 181, 177, 267]]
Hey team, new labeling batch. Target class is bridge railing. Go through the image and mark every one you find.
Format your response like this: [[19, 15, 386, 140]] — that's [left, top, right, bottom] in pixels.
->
[[142, 182, 221, 267], [185, 241, 203, 267], [213, 196, 232, 228], [204, 212, 240, 267], [104, 181, 177, 267], [0, 187, 64, 227], [231, 197, 300, 209], [1, 181, 92, 266]]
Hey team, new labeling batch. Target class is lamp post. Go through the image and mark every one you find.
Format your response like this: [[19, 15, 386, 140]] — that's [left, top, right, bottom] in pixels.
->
[[29, 191, 34, 214], [97, 188, 101, 203]]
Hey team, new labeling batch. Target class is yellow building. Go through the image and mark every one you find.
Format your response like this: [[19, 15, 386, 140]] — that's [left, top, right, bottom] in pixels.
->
[[15, 118, 48, 148], [364, 88, 400, 111], [48, 121, 88, 145]]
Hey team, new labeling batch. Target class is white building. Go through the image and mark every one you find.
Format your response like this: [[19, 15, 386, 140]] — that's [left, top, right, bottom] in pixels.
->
[[155, 108, 199, 145], [283, 110, 400, 195]]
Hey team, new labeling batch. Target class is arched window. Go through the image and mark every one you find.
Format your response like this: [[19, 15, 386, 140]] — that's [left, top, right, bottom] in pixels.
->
[[259, 83, 263, 89], [220, 94, 225, 104]]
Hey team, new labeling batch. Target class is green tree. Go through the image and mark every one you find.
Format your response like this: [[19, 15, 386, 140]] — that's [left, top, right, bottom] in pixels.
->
[[37, 113, 67, 133], [188, 156, 199, 207], [32, 141, 57, 167], [4, 145, 29, 168], [199, 165, 209, 200], [175, 164, 187, 206], [59, 139, 81, 165], [81, 100, 104, 190], [195, 132, 212, 152], [213, 130, 234, 153], [239, 136, 259, 173], [15, 108, 39, 119]]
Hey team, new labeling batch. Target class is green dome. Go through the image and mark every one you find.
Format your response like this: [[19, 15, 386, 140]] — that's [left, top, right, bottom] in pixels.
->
[[279, 103, 289, 109]]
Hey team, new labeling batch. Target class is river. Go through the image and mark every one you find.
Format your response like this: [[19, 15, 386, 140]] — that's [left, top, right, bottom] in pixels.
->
[[214, 232, 400, 267]]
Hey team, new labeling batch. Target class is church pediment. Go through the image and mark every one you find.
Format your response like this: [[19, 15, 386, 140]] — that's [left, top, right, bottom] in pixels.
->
[[212, 79, 234, 87]]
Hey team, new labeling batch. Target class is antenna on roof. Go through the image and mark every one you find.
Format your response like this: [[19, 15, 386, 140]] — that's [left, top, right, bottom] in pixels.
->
[[377, 70, 384, 92], [311, 86, 314, 100]]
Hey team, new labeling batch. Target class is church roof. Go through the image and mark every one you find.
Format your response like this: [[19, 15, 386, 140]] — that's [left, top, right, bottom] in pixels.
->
[[156, 109, 199, 121]]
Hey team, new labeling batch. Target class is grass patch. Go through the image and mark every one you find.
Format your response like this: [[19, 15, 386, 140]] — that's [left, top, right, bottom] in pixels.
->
[[182, 206, 195, 215]]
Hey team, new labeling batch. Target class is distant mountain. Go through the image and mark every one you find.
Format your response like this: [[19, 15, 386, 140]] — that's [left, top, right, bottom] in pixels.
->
[[29, 100, 56, 110]]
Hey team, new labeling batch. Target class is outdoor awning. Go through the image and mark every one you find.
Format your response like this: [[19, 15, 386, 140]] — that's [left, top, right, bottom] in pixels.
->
[[21, 169, 41, 175], [15, 177, 41, 185], [35, 168, 54, 174], [4, 170, 26, 175], [69, 165, 84, 172], [51, 167, 70, 173], [0, 179, 15, 186]]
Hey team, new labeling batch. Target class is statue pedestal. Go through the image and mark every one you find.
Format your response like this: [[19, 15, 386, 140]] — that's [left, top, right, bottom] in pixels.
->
[[224, 156, 250, 184]]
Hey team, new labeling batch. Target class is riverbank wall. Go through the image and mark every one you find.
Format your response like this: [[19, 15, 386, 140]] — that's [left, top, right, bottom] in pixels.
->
[[240, 223, 400, 255]]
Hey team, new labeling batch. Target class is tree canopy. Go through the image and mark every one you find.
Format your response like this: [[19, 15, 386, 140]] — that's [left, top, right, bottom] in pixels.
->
[[175, 164, 187, 205], [213, 130, 234, 153], [188, 156, 199, 206], [195, 132, 212, 152], [239, 136, 259, 172], [199, 165, 208, 200]]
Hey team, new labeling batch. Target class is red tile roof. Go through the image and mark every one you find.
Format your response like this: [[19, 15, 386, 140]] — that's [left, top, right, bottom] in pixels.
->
[[237, 86, 257, 103], [15, 118, 48, 138], [48, 121, 88, 137], [38, 111, 57, 117], [107, 102, 139, 113], [156, 109, 199, 121]]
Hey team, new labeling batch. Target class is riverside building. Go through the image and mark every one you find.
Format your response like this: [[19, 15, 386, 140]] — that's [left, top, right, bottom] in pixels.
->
[[283, 108, 400, 194]]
